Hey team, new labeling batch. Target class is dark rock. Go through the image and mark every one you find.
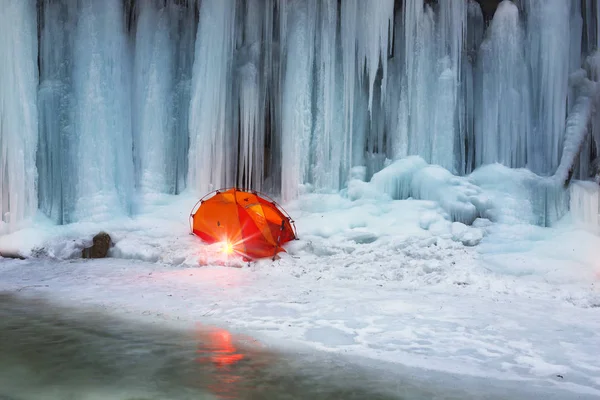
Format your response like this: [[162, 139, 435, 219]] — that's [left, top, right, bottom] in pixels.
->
[[0, 250, 26, 260], [82, 232, 112, 259]]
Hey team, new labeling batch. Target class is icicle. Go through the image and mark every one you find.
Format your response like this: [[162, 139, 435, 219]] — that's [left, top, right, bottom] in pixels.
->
[[167, 1, 197, 195], [37, 0, 77, 224], [280, 0, 317, 201], [402, 0, 436, 162], [386, 8, 406, 163], [553, 69, 599, 185], [311, 0, 343, 191], [70, 0, 134, 222], [475, 1, 530, 169], [355, 0, 394, 113], [0, 0, 38, 233], [431, 0, 467, 173], [340, 0, 359, 181], [582, 0, 600, 54], [132, 0, 174, 196], [235, 0, 269, 191], [458, 0, 484, 174], [187, 0, 236, 195], [524, 0, 571, 175]]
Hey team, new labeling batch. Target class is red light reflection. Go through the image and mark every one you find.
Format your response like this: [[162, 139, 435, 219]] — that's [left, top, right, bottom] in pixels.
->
[[196, 327, 245, 367], [193, 324, 271, 399]]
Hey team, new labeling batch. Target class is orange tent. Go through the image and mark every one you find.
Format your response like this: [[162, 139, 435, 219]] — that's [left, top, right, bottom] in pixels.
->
[[190, 188, 297, 260]]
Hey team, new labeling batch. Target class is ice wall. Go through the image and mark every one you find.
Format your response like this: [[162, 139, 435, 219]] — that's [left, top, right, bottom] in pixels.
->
[[524, 0, 572, 174], [133, 0, 196, 197], [0, 0, 38, 233], [187, 0, 237, 195], [2, 0, 600, 228], [70, 0, 134, 222], [37, 0, 76, 225], [280, 0, 317, 201], [133, 1, 174, 195], [475, 1, 530, 168]]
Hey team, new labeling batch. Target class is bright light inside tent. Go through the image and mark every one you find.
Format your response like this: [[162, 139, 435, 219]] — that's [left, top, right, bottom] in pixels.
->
[[221, 241, 234, 255]]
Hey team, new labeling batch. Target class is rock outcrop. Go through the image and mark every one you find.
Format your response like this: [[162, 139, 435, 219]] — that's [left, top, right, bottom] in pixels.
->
[[81, 232, 112, 259]]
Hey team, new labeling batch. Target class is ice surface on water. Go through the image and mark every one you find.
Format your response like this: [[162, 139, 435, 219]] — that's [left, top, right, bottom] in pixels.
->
[[3, 0, 600, 228]]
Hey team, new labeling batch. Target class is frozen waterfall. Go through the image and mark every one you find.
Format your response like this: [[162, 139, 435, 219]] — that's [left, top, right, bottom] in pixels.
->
[[0, 0, 38, 230], [1, 0, 600, 232]]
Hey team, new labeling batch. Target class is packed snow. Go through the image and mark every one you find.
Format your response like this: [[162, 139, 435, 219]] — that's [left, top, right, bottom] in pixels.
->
[[2, 166, 600, 397]]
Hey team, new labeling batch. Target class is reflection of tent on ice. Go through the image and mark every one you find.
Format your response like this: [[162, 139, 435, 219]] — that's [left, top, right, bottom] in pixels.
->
[[189, 188, 297, 260]]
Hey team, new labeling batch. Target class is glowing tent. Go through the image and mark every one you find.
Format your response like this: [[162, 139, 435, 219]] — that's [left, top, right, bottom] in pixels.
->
[[190, 188, 297, 260]]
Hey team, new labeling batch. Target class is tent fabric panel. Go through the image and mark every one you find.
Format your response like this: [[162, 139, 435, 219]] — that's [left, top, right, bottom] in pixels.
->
[[193, 196, 244, 246], [243, 203, 278, 246]]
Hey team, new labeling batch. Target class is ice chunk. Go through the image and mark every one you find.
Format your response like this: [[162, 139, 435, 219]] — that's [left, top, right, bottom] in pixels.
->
[[369, 156, 428, 200], [411, 166, 481, 225], [451, 222, 484, 246]]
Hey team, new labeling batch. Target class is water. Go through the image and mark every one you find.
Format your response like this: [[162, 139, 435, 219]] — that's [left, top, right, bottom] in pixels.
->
[[0, 293, 411, 400], [0, 292, 593, 399]]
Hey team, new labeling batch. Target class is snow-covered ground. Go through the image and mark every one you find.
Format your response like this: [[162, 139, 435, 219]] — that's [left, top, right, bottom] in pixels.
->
[[1, 161, 600, 398]]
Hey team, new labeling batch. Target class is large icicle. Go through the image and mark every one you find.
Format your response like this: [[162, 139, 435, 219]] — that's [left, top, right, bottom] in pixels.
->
[[457, 0, 484, 174], [340, 0, 359, 178], [355, 0, 394, 113], [475, 1, 530, 168], [235, 0, 269, 191], [37, 0, 77, 224], [280, 0, 317, 201], [553, 70, 598, 185], [168, 1, 197, 194], [431, 0, 467, 173], [132, 0, 174, 196], [311, 0, 343, 191], [187, 0, 236, 195], [70, 0, 134, 222], [0, 0, 38, 233], [402, 0, 436, 162], [524, 0, 572, 174]]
